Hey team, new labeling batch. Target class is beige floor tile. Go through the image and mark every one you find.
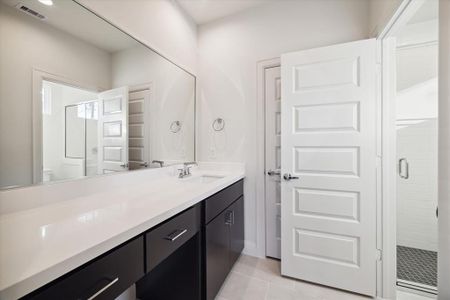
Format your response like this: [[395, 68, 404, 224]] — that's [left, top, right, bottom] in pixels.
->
[[266, 283, 320, 300], [217, 271, 268, 300], [216, 255, 376, 300], [233, 255, 296, 289], [294, 280, 330, 299], [318, 287, 372, 300]]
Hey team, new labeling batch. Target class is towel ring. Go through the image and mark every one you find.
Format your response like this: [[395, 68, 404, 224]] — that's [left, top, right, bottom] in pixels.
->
[[212, 118, 225, 131], [170, 121, 182, 133]]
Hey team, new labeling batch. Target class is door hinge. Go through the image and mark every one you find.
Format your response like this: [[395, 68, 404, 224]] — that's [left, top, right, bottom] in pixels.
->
[[376, 249, 383, 261]]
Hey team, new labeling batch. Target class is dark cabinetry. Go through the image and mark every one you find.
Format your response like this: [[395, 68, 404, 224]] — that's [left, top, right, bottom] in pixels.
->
[[204, 180, 244, 300], [136, 206, 201, 300], [23, 237, 144, 300], [22, 179, 244, 300]]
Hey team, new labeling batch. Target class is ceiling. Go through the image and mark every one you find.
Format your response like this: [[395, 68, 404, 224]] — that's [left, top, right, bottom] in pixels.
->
[[176, 0, 271, 25], [1, 0, 137, 53]]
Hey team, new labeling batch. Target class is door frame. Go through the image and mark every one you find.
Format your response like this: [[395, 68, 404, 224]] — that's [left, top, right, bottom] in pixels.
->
[[32, 69, 102, 184], [256, 58, 281, 258], [377, 0, 435, 299], [256, 2, 432, 294]]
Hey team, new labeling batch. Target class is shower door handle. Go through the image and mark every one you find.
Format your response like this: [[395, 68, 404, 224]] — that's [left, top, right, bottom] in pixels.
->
[[398, 158, 409, 179]]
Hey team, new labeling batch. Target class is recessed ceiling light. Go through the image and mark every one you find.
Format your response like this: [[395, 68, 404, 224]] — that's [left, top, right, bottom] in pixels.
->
[[38, 0, 53, 6]]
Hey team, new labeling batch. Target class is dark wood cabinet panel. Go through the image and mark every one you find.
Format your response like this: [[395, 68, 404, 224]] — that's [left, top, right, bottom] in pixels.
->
[[205, 209, 231, 300], [136, 234, 201, 300], [23, 237, 144, 300], [145, 205, 200, 272], [204, 180, 244, 300], [229, 196, 244, 267], [204, 180, 243, 224]]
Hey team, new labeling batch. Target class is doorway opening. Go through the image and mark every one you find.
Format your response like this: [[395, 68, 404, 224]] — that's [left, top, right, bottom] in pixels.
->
[[380, 0, 439, 298], [42, 80, 98, 183]]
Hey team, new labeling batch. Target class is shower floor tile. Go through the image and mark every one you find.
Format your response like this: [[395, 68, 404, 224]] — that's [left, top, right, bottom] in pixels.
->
[[397, 245, 437, 287]]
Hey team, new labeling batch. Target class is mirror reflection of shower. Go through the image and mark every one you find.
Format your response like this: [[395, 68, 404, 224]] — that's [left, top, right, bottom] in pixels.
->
[[42, 80, 98, 183]]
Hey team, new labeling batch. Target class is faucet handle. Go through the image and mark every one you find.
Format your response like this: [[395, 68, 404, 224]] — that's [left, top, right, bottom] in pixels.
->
[[186, 166, 192, 175]]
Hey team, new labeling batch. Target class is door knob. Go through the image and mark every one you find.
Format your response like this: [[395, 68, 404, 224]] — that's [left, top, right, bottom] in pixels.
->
[[283, 173, 299, 181], [267, 169, 281, 176]]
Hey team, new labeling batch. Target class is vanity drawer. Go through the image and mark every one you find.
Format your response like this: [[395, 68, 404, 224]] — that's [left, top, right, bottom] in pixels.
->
[[204, 180, 243, 224], [146, 205, 200, 272], [24, 237, 144, 300]]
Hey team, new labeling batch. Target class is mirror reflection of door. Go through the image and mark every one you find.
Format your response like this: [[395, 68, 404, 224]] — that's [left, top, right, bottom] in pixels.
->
[[97, 87, 129, 174], [0, 0, 196, 190], [128, 86, 151, 170]]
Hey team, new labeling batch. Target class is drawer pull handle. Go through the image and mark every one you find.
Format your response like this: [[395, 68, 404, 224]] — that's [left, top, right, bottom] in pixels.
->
[[86, 277, 119, 300], [225, 211, 234, 226], [164, 229, 187, 241]]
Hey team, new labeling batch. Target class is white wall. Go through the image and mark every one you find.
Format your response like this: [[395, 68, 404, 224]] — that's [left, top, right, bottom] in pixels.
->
[[369, 0, 403, 36], [396, 45, 438, 120], [0, 3, 111, 188], [197, 0, 370, 256], [111, 46, 195, 163], [78, 0, 198, 74], [438, 0, 450, 298]]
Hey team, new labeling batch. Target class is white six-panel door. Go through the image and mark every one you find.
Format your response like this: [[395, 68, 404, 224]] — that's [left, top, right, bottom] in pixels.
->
[[97, 86, 129, 174], [280, 39, 377, 296], [128, 88, 151, 170]]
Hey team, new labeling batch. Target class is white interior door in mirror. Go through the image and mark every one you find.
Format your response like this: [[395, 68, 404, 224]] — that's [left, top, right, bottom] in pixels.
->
[[281, 39, 377, 296], [128, 88, 151, 170], [265, 66, 282, 259], [98, 86, 129, 174]]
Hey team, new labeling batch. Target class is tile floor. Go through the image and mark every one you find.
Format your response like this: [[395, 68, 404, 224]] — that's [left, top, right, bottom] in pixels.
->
[[397, 246, 437, 287], [215, 255, 372, 300]]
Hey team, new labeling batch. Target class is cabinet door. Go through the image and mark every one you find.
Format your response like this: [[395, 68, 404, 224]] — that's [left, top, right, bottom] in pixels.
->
[[229, 196, 244, 267], [205, 209, 230, 300]]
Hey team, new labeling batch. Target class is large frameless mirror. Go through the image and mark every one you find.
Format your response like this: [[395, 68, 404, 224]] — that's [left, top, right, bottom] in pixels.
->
[[0, 0, 196, 189]]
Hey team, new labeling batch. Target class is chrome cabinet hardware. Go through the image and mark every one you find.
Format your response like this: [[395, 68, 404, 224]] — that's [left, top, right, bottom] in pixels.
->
[[283, 173, 299, 181], [120, 163, 128, 168], [225, 210, 234, 226], [267, 169, 281, 176], [86, 277, 119, 300], [398, 158, 409, 179], [164, 229, 188, 242]]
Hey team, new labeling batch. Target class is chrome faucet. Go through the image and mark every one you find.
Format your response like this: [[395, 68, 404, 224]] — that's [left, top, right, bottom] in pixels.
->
[[178, 162, 198, 178], [152, 160, 164, 168]]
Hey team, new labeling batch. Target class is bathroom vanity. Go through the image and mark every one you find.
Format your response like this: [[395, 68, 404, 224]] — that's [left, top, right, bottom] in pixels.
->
[[0, 167, 244, 300]]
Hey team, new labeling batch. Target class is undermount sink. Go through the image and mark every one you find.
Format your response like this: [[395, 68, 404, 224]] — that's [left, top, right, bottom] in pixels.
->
[[185, 175, 224, 184]]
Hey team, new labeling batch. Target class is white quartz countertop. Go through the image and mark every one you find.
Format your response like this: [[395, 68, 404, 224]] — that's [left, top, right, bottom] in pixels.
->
[[0, 167, 244, 299]]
